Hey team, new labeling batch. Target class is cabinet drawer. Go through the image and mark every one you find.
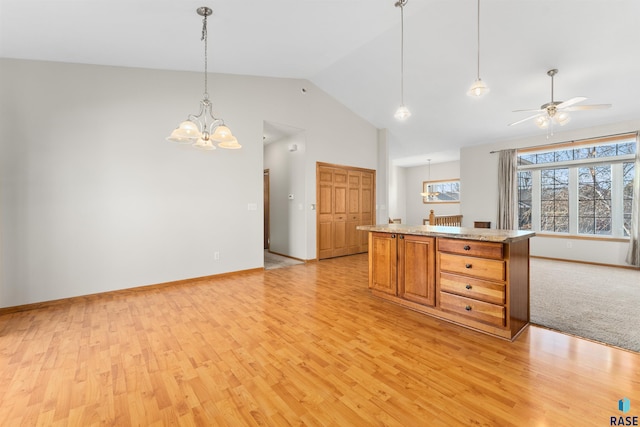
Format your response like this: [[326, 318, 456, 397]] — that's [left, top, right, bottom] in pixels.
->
[[438, 238, 503, 260], [439, 272, 505, 305], [439, 253, 505, 281], [440, 292, 506, 327]]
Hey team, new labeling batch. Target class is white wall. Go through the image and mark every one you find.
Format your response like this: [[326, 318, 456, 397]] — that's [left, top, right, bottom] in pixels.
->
[[461, 119, 640, 266], [376, 129, 389, 225], [0, 59, 378, 307], [263, 133, 306, 259], [403, 161, 461, 226], [389, 165, 406, 223]]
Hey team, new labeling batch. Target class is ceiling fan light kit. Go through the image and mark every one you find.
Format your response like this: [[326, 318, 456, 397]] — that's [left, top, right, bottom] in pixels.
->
[[509, 68, 611, 133]]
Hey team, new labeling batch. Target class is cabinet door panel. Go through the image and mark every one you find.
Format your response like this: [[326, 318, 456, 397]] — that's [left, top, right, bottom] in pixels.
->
[[399, 235, 436, 306], [370, 233, 397, 294]]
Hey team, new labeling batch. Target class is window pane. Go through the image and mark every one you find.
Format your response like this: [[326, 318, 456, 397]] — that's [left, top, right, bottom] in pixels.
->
[[519, 154, 536, 166], [518, 171, 532, 230], [575, 146, 597, 160], [537, 152, 555, 164], [555, 149, 573, 162], [577, 165, 612, 236], [617, 142, 636, 155], [540, 168, 569, 232]]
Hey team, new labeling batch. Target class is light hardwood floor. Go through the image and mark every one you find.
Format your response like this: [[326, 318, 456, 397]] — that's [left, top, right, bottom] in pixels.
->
[[1, 254, 638, 426]]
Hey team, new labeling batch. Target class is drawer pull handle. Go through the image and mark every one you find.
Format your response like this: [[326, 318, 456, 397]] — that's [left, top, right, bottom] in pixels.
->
[[465, 263, 472, 269], [465, 284, 472, 290], [463, 245, 471, 251], [391, 234, 396, 238], [465, 305, 472, 311], [399, 235, 404, 239]]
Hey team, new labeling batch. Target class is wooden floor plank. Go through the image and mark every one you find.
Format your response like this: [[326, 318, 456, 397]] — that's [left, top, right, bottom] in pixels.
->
[[1, 253, 639, 425]]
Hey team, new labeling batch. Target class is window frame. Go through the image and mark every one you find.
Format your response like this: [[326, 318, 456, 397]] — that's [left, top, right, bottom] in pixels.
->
[[516, 132, 636, 239], [422, 179, 460, 204]]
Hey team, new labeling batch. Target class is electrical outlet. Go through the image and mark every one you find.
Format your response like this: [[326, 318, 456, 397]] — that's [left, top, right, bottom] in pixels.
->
[[214, 251, 220, 261]]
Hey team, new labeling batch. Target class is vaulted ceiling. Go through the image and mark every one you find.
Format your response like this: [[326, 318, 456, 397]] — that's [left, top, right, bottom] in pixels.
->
[[2, 0, 640, 166]]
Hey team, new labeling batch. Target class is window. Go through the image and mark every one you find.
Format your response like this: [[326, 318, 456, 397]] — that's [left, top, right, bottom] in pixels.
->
[[422, 179, 460, 203], [517, 133, 636, 237]]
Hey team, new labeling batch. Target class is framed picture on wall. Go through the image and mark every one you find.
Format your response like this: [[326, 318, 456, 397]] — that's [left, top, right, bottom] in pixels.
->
[[422, 179, 460, 203]]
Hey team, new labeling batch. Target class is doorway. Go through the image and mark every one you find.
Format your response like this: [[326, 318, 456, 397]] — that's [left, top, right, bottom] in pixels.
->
[[263, 169, 270, 250]]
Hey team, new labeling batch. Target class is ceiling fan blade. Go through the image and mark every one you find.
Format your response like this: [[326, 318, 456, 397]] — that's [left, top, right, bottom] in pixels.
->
[[564, 104, 612, 111], [556, 96, 587, 109], [512, 108, 543, 113], [508, 114, 542, 127]]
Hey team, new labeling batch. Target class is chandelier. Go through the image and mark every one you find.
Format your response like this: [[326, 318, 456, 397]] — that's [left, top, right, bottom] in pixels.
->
[[167, 7, 241, 150]]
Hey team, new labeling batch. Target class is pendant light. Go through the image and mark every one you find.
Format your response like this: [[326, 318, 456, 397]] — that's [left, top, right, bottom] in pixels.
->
[[167, 7, 241, 150], [467, 0, 489, 98], [420, 159, 440, 200], [394, 0, 411, 120]]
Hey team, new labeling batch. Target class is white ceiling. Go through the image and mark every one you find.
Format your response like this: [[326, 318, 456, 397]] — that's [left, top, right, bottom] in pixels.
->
[[2, 0, 640, 166]]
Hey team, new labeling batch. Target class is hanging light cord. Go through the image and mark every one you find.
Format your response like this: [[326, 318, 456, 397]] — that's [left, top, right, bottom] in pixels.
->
[[201, 12, 209, 99], [476, 0, 480, 80], [395, 0, 407, 105]]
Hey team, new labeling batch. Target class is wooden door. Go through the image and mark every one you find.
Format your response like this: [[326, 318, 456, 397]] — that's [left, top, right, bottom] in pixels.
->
[[398, 234, 436, 306], [317, 167, 334, 259], [346, 172, 361, 255], [316, 163, 376, 260], [332, 169, 348, 257]]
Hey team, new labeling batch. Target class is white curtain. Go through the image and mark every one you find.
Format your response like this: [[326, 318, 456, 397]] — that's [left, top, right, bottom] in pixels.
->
[[626, 134, 640, 266], [497, 149, 517, 230]]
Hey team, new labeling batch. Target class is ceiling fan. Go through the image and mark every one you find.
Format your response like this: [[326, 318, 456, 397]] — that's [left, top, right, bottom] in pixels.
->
[[509, 68, 611, 130]]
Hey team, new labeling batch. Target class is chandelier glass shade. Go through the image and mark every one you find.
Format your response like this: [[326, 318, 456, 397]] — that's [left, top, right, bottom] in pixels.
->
[[167, 7, 240, 150]]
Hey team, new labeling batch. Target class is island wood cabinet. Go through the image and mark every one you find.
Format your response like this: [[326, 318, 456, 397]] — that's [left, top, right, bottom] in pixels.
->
[[366, 228, 532, 340], [369, 232, 436, 306]]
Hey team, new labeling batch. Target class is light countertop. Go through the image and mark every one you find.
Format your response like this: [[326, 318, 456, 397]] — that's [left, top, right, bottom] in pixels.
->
[[357, 224, 535, 243]]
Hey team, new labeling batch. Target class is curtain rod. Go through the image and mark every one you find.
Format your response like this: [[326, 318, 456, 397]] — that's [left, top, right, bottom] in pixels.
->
[[489, 131, 638, 154]]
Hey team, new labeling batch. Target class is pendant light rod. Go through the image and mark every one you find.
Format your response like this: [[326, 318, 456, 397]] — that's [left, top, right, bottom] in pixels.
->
[[198, 7, 212, 98], [394, 0, 411, 120], [397, 0, 406, 105], [475, 0, 480, 79], [467, 0, 489, 98]]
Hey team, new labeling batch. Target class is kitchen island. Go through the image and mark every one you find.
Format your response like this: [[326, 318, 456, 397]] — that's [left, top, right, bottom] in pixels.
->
[[357, 224, 535, 340]]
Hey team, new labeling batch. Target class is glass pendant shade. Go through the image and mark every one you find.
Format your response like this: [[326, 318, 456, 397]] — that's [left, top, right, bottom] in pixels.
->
[[167, 120, 200, 143], [535, 115, 550, 129], [467, 78, 489, 98], [555, 111, 571, 126], [193, 136, 216, 150], [211, 125, 241, 148], [210, 125, 233, 142], [218, 137, 242, 149], [394, 105, 411, 120]]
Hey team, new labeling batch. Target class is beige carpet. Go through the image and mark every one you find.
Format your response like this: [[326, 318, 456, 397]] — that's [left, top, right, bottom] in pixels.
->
[[530, 258, 640, 352], [264, 250, 304, 270]]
